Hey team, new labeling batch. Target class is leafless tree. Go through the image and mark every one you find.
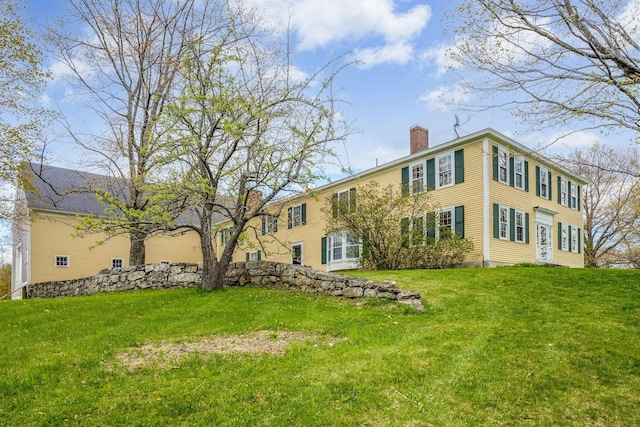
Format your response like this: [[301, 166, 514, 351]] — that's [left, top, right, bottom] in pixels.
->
[[48, 0, 229, 265], [447, 0, 640, 138], [553, 143, 640, 267]]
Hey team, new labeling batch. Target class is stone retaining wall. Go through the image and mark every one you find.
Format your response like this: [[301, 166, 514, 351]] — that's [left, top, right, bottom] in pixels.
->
[[27, 261, 423, 311]]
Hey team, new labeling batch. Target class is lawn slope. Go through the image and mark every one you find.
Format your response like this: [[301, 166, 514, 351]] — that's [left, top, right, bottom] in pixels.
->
[[1, 268, 639, 426]]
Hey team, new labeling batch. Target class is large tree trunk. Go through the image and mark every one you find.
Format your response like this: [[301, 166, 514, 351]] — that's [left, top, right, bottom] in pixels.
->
[[200, 213, 240, 291], [129, 230, 146, 266]]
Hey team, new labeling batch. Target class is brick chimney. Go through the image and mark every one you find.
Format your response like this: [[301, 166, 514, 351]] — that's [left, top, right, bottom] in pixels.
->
[[410, 125, 429, 154]]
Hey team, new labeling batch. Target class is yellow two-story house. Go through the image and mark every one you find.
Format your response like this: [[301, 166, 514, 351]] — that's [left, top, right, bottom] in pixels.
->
[[12, 127, 586, 299], [218, 126, 586, 271]]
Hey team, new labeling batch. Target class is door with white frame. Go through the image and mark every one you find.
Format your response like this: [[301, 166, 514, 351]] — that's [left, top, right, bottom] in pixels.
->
[[291, 242, 303, 266], [536, 223, 553, 263]]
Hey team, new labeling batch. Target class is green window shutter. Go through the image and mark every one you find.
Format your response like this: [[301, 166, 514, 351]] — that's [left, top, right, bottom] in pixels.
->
[[287, 207, 292, 229], [426, 158, 435, 190], [401, 217, 410, 247], [426, 212, 436, 242], [455, 149, 464, 184], [273, 217, 278, 233], [557, 177, 562, 204], [321, 237, 327, 264], [509, 208, 515, 241], [577, 185, 581, 211], [578, 228, 581, 253], [535, 166, 540, 196], [568, 225, 572, 252], [558, 222, 563, 250], [492, 146, 498, 181], [493, 203, 499, 239], [548, 171, 552, 200], [257, 251, 262, 261], [401, 167, 409, 196], [301, 203, 307, 225], [261, 217, 266, 235], [524, 161, 529, 192], [245, 253, 250, 262], [525, 213, 530, 244], [567, 180, 572, 207], [455, 205, 465, 238], [350, 187, 356, 211], [332, 193, 338, 218], [509, 156, 515, 187]]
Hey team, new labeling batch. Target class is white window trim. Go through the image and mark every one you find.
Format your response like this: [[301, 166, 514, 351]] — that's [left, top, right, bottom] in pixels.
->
[[291, 242, 304, 265], [436, 151, 454, 189], [561, 223, 568, 251], [559, 176, 567, 206], [437, 207, 454, 240], [514, 156, 524, 190], [54, 255, 70, 268], [111, 258, 125, 269], [336, 189, 351, 215], [514, 209, 525, 243], [409, 160, 425, 194], [264, 215, 277, 234], [291, 204, 303, 228], [570, 182, 578, 210], [247, 251, 260, 261], [498, 147, 509, 184], [571, 227, 579, 254], [540, 167, 549, 199], [499, 204, 509, 241]]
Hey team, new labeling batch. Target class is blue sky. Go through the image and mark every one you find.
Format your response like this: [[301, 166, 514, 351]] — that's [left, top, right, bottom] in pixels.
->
[[28, 0, 634, 175]]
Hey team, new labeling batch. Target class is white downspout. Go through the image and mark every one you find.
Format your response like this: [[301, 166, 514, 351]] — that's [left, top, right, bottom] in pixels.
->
[[482, 138, 490, 267]]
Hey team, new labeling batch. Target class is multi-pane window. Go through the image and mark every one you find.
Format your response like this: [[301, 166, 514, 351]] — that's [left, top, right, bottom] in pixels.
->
[[540, 167, 549, 199], [411, 163, 424, 194], [570, 182, 578, 209], [332, 233, 343, 261], [291, 204, 303, 228], [571, 227, 578, 253], [220, 227, 231, 245], [515, 210, 525, 243], [55, 255, 69, 267], [111, 258, 124, 269], [499, 205, 509, 240], [560, 177, 567, 206], [498, 149, 508, 184], [247, 251, 259, 261], [337, 190, 351, 214], [514, 156, 524, 189], [437, 153, 453, 188], [561, 224, 568, 251], [328, 232, 360, 261], [438, 209, 453, 239], [263, 215, 277, 235], [346, 233, 360, 259]]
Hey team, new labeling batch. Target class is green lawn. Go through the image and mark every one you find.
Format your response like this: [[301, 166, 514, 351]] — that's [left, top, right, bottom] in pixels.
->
[[1, 268, 639, 426]]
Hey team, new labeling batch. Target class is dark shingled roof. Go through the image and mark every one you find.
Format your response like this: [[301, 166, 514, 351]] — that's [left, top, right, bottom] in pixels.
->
[[23, 162, 124, 216], [22, 163, 229, 225]]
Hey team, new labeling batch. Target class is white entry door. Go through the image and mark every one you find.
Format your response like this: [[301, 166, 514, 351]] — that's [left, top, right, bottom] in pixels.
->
[[536, 223, 553, 263], [291, 242, 303, 266]]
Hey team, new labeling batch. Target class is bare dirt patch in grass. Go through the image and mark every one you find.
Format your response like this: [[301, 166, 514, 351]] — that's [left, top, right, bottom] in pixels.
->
[[114, 330, 339, 370]]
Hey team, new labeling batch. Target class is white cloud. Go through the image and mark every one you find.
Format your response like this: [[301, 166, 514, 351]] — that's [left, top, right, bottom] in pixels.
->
[[354, 41, 414, 68], [418, 82, 470, 111], [419, 43, 459, 77], [249, 0, 431, 66]]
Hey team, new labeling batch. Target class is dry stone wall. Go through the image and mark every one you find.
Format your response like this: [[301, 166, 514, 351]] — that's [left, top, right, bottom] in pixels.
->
[[27, 261, 424, 311]]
